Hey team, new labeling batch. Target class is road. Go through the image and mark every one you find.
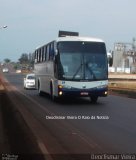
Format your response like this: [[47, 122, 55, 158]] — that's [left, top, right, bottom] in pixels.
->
[[3, 73, 136, 157]]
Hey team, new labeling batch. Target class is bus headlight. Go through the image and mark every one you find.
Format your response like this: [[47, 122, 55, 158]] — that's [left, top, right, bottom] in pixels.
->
[[104, 91, 108, 95], [58, 85, 63, 89], [59, 91, 63, 95]]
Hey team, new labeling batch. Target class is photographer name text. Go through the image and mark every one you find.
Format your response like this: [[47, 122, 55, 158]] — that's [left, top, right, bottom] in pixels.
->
[[46, 115, 109, 120]]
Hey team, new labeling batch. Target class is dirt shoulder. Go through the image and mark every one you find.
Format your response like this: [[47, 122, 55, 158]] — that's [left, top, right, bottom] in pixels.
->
[[0, 76, 45, 159]]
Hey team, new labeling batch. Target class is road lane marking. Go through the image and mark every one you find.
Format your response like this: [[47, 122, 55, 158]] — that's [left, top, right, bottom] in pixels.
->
[[5, 81, 104, 153], [38, 141, 53, 160]]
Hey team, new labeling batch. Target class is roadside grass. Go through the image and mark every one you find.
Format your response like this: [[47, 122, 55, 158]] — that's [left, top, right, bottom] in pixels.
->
[[108, 81, 136, 99], [110, 90, 136, 99]]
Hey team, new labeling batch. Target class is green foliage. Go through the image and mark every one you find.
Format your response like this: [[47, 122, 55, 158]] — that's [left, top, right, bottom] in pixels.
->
[[18, 53, 29, 64], [18, 53, 34, 69], [4, 58, 11, 63], [13, 64, 18, 70]]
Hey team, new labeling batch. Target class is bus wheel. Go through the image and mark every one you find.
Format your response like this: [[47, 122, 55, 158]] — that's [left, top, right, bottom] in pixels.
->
[[50, 83, 57, 102], [38, 81, 42, 96], [90, 96, 98, 103]]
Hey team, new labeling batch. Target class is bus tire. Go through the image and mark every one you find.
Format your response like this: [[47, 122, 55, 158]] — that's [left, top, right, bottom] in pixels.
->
[[50, 83, 57, 102], [90, 96, 98, 103], [38, 81, 42, 96]]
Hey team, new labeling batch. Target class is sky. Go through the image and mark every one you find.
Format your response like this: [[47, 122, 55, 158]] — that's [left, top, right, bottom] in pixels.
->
[[0, 0, 136, 61]]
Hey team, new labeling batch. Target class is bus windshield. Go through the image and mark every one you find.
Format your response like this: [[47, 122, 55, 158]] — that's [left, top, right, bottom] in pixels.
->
[[57, 41, 108, 81]]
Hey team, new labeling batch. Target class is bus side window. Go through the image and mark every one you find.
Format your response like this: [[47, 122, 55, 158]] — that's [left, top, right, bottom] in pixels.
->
[[41, 47, 44, 62], [37, 51, 39, 63], [39, 49, 41, 62], [46, 45, 50, 61], [43, 46, 46, 61], [49, 42, 55, 60]]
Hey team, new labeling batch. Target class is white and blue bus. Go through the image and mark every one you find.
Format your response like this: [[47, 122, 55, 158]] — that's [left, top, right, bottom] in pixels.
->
[[34, 35, 108, 102]]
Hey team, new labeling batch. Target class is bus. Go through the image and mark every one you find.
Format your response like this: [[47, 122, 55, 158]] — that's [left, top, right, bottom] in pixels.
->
[[34, 35, 108, 103]]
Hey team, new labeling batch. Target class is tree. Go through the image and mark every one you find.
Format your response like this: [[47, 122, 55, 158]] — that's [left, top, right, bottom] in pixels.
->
[[4, 58, 11, 63], [18, 53, 29, 64]]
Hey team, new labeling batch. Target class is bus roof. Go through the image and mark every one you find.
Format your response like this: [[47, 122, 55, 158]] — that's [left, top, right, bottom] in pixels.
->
[[35, 36, 105, 50], [55, 36, 105, 43]]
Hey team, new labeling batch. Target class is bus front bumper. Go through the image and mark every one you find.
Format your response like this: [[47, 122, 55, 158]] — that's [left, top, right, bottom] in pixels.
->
[[58, 87, 108, 97]]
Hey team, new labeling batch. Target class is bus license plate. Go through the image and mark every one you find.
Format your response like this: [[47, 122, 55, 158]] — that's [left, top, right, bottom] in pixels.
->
[[80, 92, 88, 96]]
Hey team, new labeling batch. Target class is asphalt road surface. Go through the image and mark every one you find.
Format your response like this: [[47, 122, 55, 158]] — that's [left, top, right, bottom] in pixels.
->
[[3, 73, 136, 157]]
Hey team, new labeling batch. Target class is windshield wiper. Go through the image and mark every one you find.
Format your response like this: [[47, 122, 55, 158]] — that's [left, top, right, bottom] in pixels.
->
[[86, 64, 96, 80], [72, 63, 83, 80], [72, 63, 97, 80]]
